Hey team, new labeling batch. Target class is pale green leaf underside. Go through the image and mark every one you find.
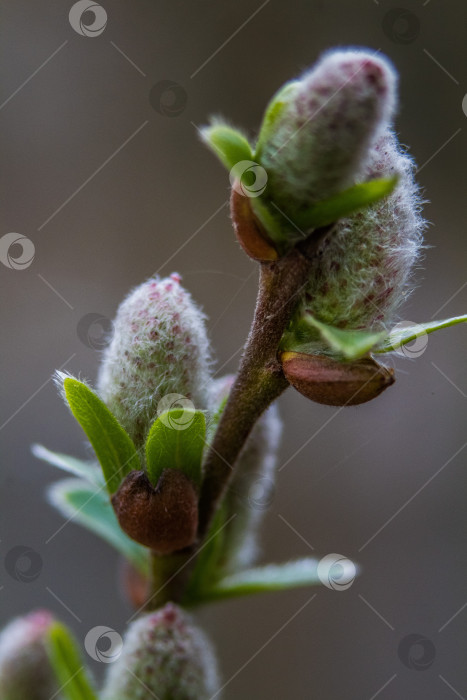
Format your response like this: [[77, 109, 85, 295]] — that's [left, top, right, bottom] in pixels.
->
[[201, 124, 253, 171], [196, 558, 321, 602], [46, 622, 98, 700], [145, 409, 205, 487], [303, 316, 386, 360], [63, 377, 140, 494], [375, 314, 467, 353], [293, 176, 398, 230], [283, 314, 467, 360], [49, 479, 148, 575], [32, 444, 104, 486]]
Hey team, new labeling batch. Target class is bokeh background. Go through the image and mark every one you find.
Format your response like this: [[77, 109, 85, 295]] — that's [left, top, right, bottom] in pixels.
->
[[1, 0, 466, 697]]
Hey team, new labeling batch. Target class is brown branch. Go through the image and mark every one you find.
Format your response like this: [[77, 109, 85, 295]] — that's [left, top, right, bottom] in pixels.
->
[[197, 224, 334, 537]]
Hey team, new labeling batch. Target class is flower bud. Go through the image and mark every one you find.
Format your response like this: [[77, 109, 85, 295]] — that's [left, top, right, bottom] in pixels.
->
[[112, 469, 198, 554], [209, 375, 282, 571], [101, 604, 220, 700], [0, 610, 59, 700], [281, 351, 394, 406], [259, 50, 396, 221], [302, 128, 425, 330], [230, 185, 278, 261], [97, 274, 211, 448]]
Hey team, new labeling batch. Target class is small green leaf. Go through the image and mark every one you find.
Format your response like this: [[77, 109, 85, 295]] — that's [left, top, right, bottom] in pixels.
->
[[145, 409, 205, 487], [293, 176, 398, 230], [49, 478, 148, 575], [285, 316, 386, 360], [249, 196, 288, 248], [32, 444, 104, 486], [61, 376, 140, 494], [196, 558, 322, 602], [200, 123, 253, 171], [375, 314, 467, 353], [254, 81, 300, 161], [46, 622, 98, 700]]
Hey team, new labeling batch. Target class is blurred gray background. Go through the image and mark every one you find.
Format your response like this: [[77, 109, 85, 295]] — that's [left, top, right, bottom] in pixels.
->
[[1, 0, 466, 698]]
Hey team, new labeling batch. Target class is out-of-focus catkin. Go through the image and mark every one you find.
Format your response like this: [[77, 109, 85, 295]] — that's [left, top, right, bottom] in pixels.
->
[[0, 611, 59, 700], [101, 604, 220, 700]]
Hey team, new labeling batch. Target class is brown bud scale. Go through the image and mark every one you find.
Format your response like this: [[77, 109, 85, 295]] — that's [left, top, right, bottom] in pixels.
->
[[112, 469, 198, 555], [281, 351, 395, 406], [230, 185, 278, 262]]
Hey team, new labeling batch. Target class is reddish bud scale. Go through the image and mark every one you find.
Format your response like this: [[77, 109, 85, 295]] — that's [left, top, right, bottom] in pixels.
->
[[230, 185, 278, 261], [281, 351, 394, 406], [112, 469, 198, 554]]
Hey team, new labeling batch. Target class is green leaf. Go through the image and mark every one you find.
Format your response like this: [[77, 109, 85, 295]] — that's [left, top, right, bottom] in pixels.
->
[[254, 81, 300, 161], [49, 478, 148, 575], [293, 176, 398, 230], [61, 376, 140, 494], [32, 444, 104, 486], [249, 196, 288, 248], [196, 558, 322, 602], [46, 622, 98, 700], [145, 409, 205, 487], [285, 316, 386, 360], [200, 123, 253, 171], [375, 314, 467, 353]]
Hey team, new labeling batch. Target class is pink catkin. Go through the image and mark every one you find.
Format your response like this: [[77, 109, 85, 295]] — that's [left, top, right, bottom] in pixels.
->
[[259, 49, 397, 222], [97, 275, 212, 448]]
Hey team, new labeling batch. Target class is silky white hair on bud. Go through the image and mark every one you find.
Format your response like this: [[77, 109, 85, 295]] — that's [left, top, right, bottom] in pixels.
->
[[302, 128, 425, 331], [260, 49, 397, 216], [97, 274, 212, 448]]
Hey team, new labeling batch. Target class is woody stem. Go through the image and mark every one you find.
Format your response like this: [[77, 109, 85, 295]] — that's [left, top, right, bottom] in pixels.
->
[[197, 223, 334, 538]]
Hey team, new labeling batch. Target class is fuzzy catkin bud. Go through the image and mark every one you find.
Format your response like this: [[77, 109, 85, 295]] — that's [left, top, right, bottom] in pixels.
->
[[101, 604, 220, 700], [259, 50, 396, 220], [0, 610, 59, 700], [302, 128, 425, 331], [97, 274, 211, 448], [209, 375, 282, 572]]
